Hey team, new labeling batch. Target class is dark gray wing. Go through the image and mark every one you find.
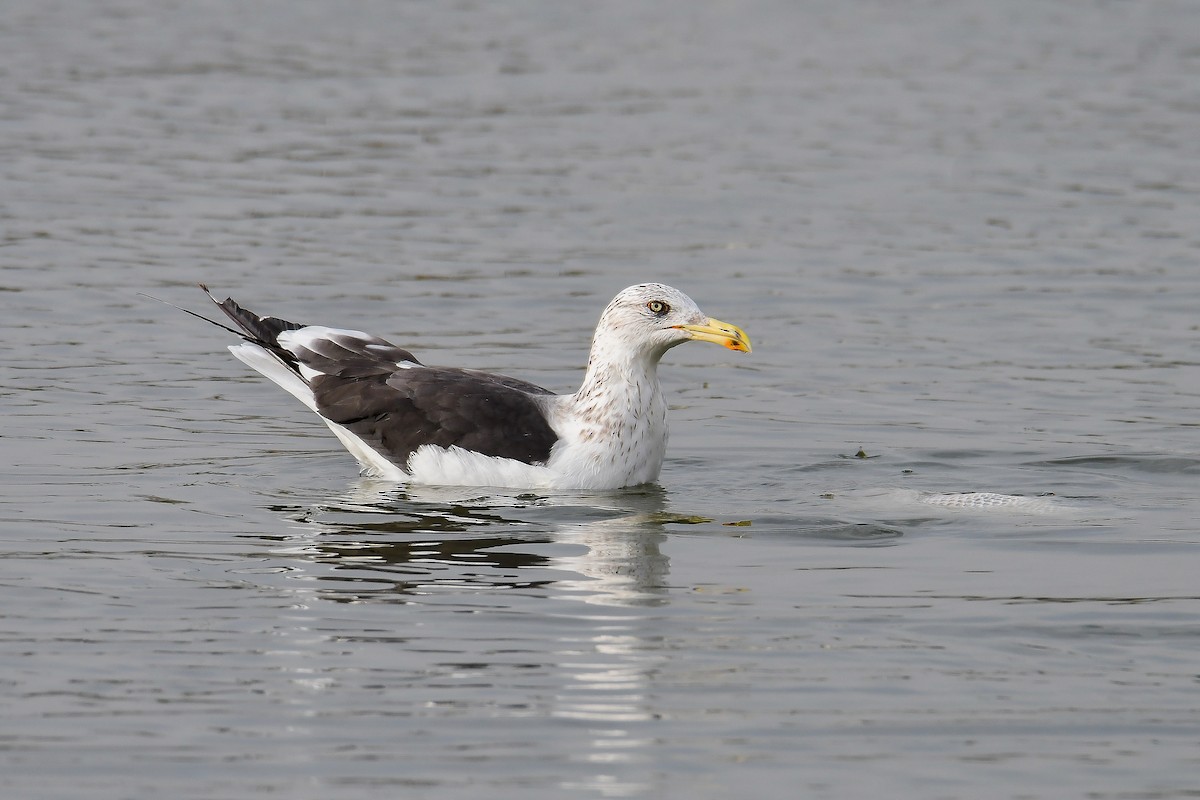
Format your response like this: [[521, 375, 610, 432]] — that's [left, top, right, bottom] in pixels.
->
[[285, 330, 559, 467], [313, 367, 559, 467], [200, 287, 558, 467]]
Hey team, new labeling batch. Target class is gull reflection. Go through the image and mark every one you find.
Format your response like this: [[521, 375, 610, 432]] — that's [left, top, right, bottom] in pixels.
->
[[252, 479, 682, 795], [261, 479, 674, 604]]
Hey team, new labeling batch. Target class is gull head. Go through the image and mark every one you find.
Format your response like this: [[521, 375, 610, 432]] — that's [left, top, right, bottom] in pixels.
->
[[590, 283, 752, 363]]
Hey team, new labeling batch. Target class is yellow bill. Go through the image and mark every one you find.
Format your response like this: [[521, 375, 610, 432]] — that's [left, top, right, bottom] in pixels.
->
[[674, 317, 752, 353]]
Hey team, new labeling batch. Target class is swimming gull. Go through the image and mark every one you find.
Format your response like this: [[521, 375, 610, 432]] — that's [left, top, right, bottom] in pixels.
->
[[198, 283, 751, 490]]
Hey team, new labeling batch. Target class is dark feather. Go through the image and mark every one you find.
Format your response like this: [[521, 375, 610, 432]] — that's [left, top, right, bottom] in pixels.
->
[[202, 284, 306, 345], [314, 367, 559, 466], [283, 329, 421, 378], [195, 284, 310, 372], [198, 287, 559, 468]]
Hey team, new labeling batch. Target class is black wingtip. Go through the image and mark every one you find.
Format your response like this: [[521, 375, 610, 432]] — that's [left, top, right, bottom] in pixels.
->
[[139, 289, 244, 338], [201, 289, 307, 344], [198, 282, 223, 307]]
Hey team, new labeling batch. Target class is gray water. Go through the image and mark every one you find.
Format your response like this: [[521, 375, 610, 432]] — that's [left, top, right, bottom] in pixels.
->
[[4, 1, 1200, 798]]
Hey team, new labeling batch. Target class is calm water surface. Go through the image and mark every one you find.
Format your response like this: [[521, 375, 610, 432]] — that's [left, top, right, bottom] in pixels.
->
[[3, 1, 1199, 798]]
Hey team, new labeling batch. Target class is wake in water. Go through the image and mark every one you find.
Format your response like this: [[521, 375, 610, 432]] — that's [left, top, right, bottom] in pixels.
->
[[910, 490, 1063, 513], [835, 489, 1083, 517]]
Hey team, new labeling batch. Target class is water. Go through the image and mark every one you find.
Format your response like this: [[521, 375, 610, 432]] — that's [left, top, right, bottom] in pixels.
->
[[3, 1, 1200, 798]]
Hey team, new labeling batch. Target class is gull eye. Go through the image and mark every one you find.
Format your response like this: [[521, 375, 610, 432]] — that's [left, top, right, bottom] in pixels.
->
[[646, 300, 670, 316]]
